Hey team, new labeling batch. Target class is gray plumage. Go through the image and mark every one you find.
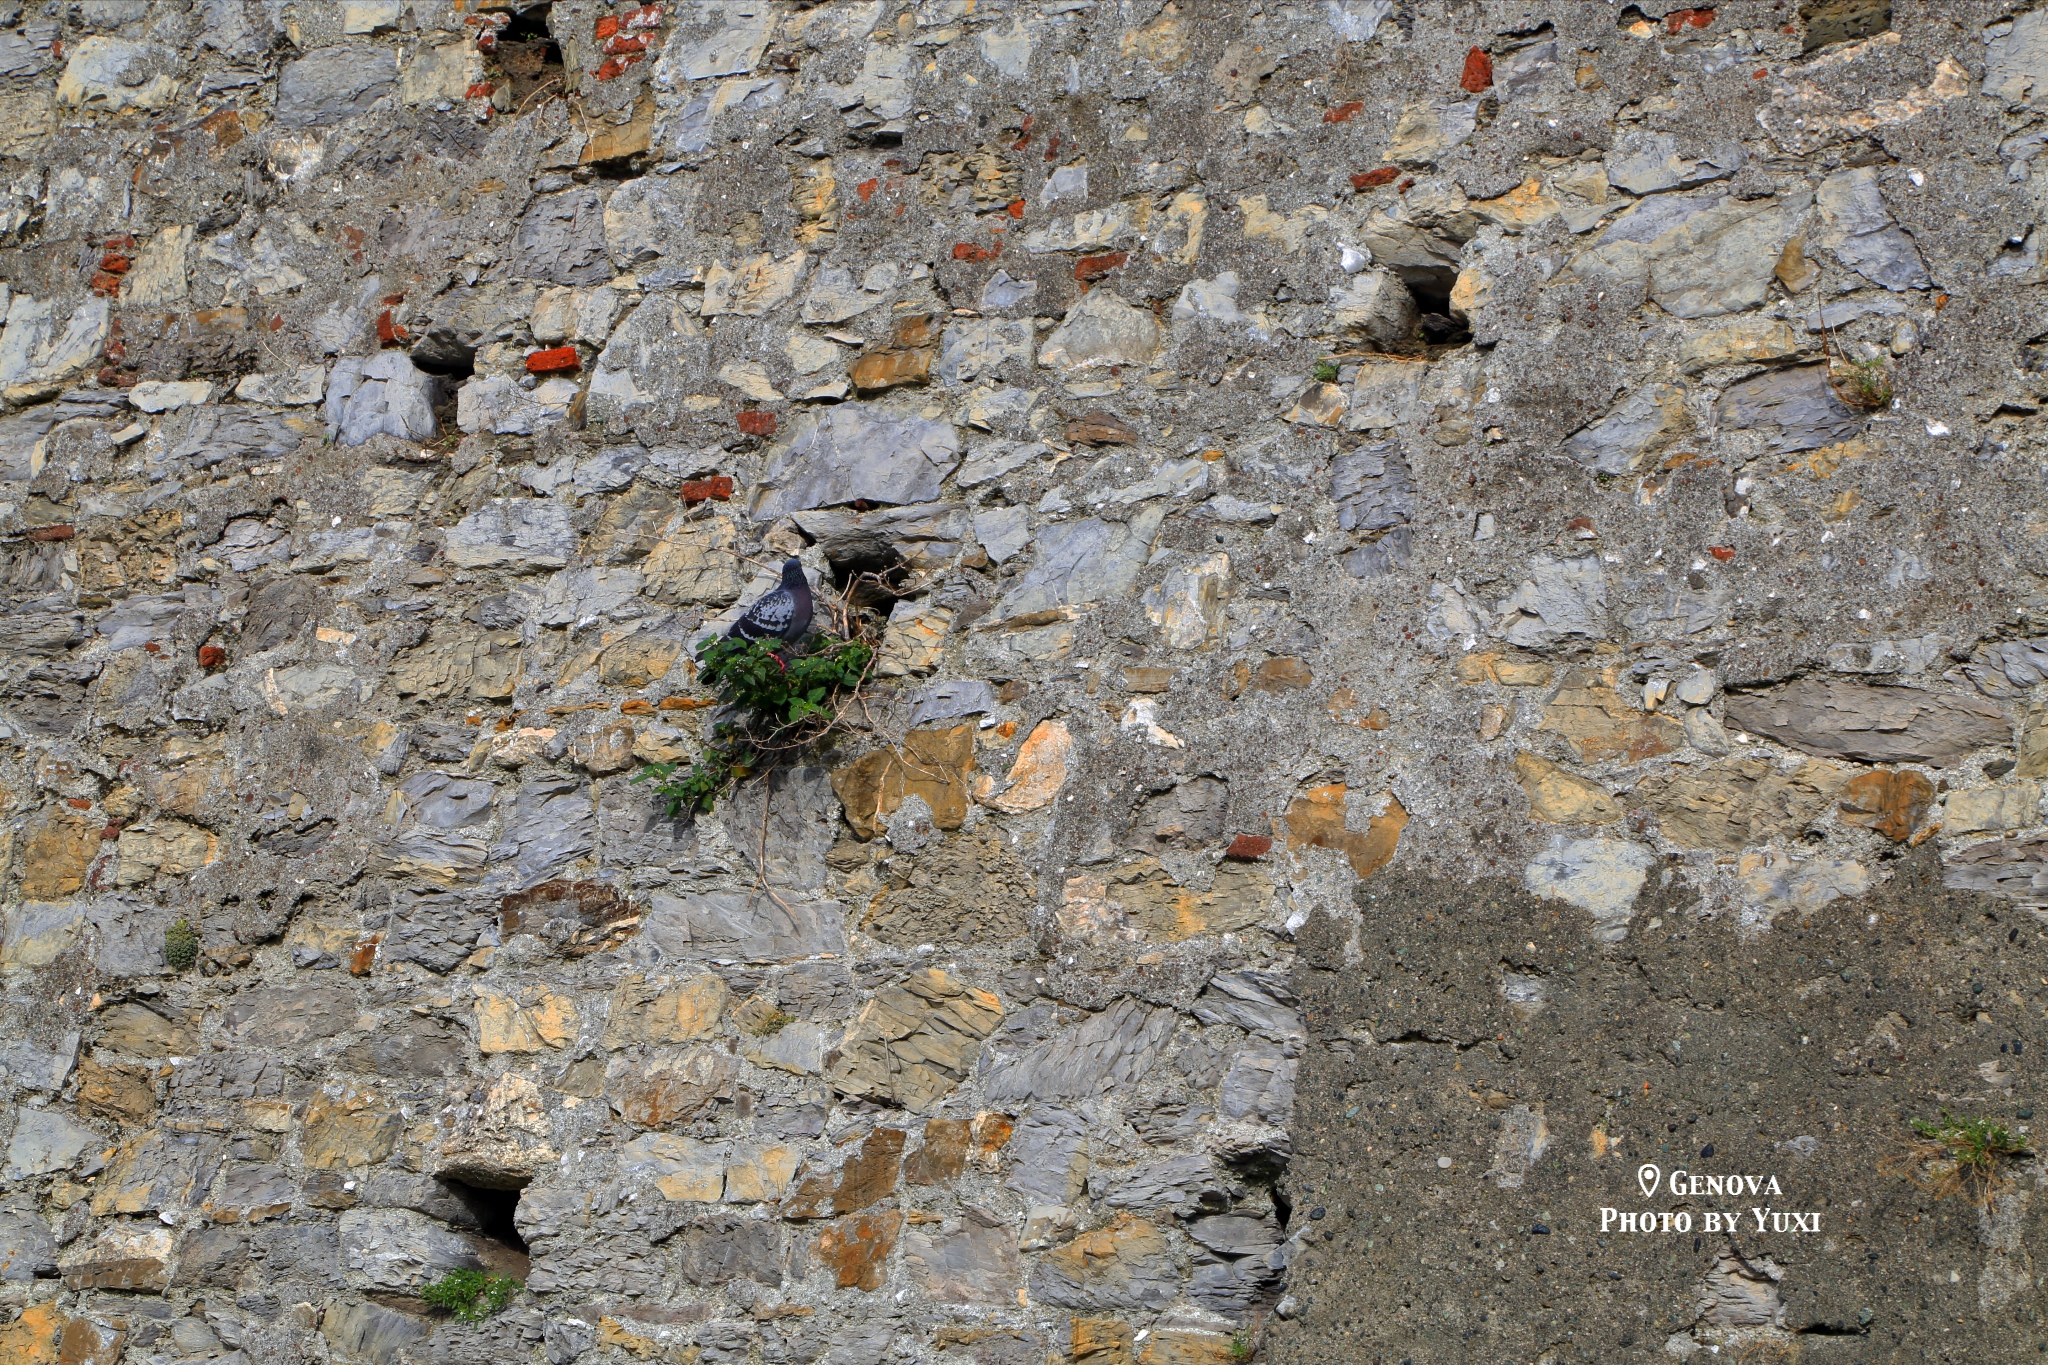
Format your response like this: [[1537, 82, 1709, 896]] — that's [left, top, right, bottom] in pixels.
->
[[728, 557, 814, 644]]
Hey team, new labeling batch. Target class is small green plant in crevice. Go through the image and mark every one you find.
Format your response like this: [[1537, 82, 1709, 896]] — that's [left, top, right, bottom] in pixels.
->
[[1897, 1110, 2032, 1205], [1228, 1326, 1257, 1361], [1311, 358, 1340, 384], [420, 1269, 522, 1323], [633, 632, 874, 817], [163, 919, 198, 972], [1829, 355, 1894, 411], [742, 1005, 795, 1036]]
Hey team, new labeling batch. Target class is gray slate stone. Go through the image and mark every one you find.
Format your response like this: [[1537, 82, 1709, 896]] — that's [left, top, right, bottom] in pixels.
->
[[992, 506, 1166, 621], [0, 1209, 56, 1280], [338, 1207, 481, 1291], [276, 47, 397, 127], [1815, 167, 1930, 292], [1494, 555, 1607, 649], [377, 891, 492, 975], [1191, 969, 1303, 1041], [1219, 1039, 1297, 1124], [4, 1107, 102, 1178], [635, 890, 849, 963], [1970, 637, 2048, 692], [1724, 679, 2011, 767], [0, 1032, 76, 1094], [227, 984, 358, 1046], [908, 679, 998, 726], [904, 1220, 1020, 1304], [1189, 1255, 1281, 1314], [1714, 362, 1861, 453], [510, 189, 613, 286], [724, 765, 838, 893], [982, 997, 1178, 1106], [256, 1220, 342, 1285], [1100, 1154, 1227, 1216], [1002, 1106, 1089, 1204], [446, 498, 578, 571], [176, 1224, 253, 1288], [672, 1214, 785, 1287], [489, 776, 596, 890], [396, 772, 496, 830], [790, 502, 973, 567], [1944, 838, 2048, 901], [1564, 383, 1686, 474], [1026, 1215, 1178, 1312], [1605, 131, 1740, 195], [325, 351, 441, 446], [751, 405, 962, 521], [0, 34, 45, 80], [164, 407, 302, 470], [1186, 1213, 1282, 1258], [322, 1297, 433, 1364], [1330, 440, 1415, 534]]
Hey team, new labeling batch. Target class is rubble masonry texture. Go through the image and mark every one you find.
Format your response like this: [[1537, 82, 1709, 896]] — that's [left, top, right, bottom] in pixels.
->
[[3, 1, 2048, 1362]]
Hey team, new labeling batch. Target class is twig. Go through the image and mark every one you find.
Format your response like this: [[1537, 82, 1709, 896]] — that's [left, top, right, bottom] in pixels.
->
[[514, 76, 564, 120], [751, 766, 796, 917]]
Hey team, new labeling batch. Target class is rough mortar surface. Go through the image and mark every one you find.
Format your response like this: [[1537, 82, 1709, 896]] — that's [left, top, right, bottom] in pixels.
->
[[0, 2, 2044, 1364]]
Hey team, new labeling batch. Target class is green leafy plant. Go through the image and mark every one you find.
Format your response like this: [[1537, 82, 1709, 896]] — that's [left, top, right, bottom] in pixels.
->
[[1229, 1326, 1257, 1361], [164, 919, 198, 972], [633, 633, 874, 817], [1829, 355, 1894, 411], [1310, 358, 1340, 384], [420, 1269, 522, 1323], [1895, 1110, 2032, 1205]]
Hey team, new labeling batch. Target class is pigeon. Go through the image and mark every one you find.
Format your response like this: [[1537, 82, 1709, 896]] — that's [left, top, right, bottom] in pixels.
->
[[727, 556, 814, 645]]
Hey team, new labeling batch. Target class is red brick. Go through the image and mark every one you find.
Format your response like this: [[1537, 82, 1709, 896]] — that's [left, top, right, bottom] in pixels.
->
[[593, 53, 643, 80], [736, 410, 778, 437], [624, 3, 664, 28], [952, 241, 1000, 262], [25, 524, 74, 541], [1074, 251, 1127, 283], [1460, 46, 1492, 93], [1351, 166, 1399, 190], [856, 178, 879, 202], [603, 32, 650, 56], [89, 271, 121, 296], [1666, 7, 1714, 32], [526, 346, 580, 374], [375, 310, 408, 346], [1708, 545, 1735, 562], [1006, 198, 1025, 218], [1225, 835, 1273, 862], [1323, 100, 1365, 124], [595, 15, 620, 39], [197, 645, 227, 669], [681, 476, 735, 505], [99, 253, 130, 274]]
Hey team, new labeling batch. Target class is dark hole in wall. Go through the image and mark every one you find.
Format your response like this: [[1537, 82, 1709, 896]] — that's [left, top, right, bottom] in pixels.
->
[[439, 1177, 528, 1255], [496, 3, 564, 110], [1397, 268, 1472, 348], [1799, 0, 1890, 53], [409, 326, 476, 380]]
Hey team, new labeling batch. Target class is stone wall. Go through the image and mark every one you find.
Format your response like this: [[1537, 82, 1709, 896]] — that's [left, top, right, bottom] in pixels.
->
[[0, 1, 2045, 1363]]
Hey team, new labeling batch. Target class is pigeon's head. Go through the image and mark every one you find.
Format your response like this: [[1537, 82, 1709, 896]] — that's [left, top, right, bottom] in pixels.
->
[[781, 557, 807, 590]]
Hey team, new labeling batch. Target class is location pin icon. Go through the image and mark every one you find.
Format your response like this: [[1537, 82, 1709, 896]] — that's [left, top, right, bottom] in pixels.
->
[[1637, 1163, 1662, 1200]]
